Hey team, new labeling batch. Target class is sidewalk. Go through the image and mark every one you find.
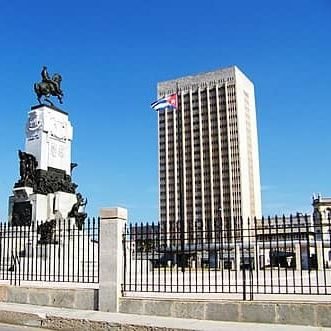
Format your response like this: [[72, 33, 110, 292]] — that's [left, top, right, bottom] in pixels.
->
[[0, 302, 330, 331]]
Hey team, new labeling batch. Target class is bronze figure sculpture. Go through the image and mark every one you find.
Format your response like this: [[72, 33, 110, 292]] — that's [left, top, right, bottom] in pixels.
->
[[18, 150, 38, 187], [37, 219, 57, 244], [68, 193, 88, 230], [34, 66, 64, 106]]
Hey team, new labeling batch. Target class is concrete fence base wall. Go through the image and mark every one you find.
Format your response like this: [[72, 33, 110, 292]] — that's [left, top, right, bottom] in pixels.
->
[[119, 297, 331, 328], [0, 285, 98, 310]]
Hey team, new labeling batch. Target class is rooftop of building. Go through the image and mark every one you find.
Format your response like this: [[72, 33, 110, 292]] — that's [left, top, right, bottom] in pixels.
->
[[157, 65, 251, 95], [312, 194, 331, 205]]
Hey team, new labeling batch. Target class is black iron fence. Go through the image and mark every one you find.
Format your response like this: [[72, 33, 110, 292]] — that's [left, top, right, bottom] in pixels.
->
[[122, 215, 331, 299], [0, 218, 99, 285]]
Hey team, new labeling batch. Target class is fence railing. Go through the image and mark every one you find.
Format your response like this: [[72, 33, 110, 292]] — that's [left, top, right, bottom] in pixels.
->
[[0, 218, 99, 285], [122, 215, 331, 300]]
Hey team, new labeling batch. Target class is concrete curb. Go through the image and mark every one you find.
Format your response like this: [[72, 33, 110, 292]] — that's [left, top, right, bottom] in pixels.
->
[[120, 296, 331, 327], [0, 302, 331, 331]]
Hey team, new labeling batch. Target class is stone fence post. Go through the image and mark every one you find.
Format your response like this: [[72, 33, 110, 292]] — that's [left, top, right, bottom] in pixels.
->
[[99, 207, 127, 312]]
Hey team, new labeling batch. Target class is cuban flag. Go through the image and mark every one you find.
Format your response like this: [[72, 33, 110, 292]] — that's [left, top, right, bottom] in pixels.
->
[[151, 93, 178, 111]]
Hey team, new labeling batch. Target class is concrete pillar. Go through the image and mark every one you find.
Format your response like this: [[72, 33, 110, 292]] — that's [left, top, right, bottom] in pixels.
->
[[197, 252, 202, 268], [295, 243, 302, 271], [99, 207, 127, 312], [235, 244, 241, 271], [254, 245, 260, 271], [316, 242, 324, 270]]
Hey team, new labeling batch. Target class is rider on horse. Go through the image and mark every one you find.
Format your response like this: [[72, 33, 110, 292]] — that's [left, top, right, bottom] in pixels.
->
[[41, 66, 63, 96], [34, 66, 64, 105]]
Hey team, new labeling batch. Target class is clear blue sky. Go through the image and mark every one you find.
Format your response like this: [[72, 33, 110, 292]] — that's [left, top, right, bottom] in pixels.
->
[[0, 0, 330, 221]]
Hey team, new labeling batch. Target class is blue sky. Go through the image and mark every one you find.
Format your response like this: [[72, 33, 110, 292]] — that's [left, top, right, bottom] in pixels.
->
[[0, 0, 330, 221]]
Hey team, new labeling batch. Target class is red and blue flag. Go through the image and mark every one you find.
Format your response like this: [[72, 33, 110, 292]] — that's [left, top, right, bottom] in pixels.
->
[[151, 93, 178, 111]]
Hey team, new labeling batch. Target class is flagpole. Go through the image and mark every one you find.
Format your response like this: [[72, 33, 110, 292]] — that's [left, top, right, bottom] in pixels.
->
[[176, 82, 185, 273], [151, 88, 185, 272]]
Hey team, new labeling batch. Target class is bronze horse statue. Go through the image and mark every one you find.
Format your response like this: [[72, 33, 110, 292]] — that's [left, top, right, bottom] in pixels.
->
[[34, 71, 64, 106]]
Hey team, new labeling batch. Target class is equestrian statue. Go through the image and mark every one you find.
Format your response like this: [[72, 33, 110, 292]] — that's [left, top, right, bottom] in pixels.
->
[[34, 66, 64, 106]]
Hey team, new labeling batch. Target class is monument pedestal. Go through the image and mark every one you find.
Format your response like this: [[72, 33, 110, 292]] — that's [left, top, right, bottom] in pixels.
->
[[26, 104, 73, 175], [9, 104, 86, 227], [4, 69, 92, 285]]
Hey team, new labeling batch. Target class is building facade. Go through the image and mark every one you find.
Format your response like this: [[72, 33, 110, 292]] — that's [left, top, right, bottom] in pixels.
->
[[157, 66, 262, 240], [312, 195, 331, 241]]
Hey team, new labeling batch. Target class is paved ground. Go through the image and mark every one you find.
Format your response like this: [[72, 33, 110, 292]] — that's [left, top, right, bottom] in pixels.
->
[[0, 302, 331, 331], [0, 323, 51, 330], [124, 268, 331, 295]]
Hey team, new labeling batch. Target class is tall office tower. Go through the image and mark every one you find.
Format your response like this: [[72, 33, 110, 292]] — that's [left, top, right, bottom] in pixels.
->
[[157, 66, 261, 239]]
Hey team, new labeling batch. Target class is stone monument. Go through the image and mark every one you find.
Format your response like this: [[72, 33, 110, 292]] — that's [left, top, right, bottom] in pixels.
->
[[9, 66, 87, 229]]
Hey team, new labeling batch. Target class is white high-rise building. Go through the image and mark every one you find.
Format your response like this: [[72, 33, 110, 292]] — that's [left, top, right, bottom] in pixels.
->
[[157, 66, 261, 238]]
